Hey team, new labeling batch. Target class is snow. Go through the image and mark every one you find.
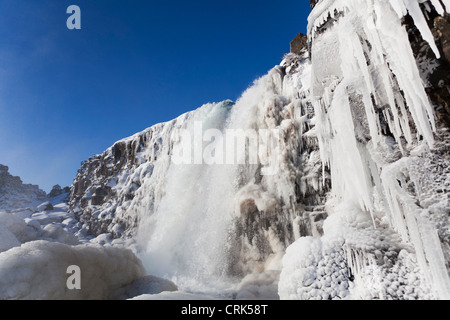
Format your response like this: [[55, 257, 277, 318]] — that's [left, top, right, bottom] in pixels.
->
[[0, 225, 21, 253], [0, 241, 146, 300]]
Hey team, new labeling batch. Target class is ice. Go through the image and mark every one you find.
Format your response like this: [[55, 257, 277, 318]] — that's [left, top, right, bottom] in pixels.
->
[[0, 240, 147, 300], [0, 212, 40, 243], [129, 291, 219, 300], [404, 0, 441, 58], [0, 225, 21, 253], [279, 0, 450, 300]]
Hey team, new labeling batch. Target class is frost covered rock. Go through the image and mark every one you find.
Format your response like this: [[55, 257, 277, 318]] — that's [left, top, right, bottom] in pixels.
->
[[290, 33, 308, 55], [0, 165, 47, 211], [0, 241, 147, 300], [48, 185, 64, 198], [0, 212, 40, 245]]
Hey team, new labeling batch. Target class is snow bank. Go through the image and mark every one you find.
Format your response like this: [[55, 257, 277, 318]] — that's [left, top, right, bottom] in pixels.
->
[[0, 212, 40, 245], [0, 225, 21, 253], [0, 241, 146, 300]]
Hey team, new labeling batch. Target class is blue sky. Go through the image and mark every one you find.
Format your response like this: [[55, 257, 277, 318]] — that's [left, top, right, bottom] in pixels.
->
[[0, 0, 310, 193]]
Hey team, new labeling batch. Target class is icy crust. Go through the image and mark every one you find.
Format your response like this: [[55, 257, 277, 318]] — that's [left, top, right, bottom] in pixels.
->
[[279, 203, 434, 300], [0, 241, 146, 300], [309, 0, 449, 57]]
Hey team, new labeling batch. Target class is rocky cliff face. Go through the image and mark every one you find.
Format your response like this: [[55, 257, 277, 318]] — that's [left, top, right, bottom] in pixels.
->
[[0, 165, 47, 211], [69, 117, 181, 237], [310, 0, 319, 10], [405, 5, 450, 127]]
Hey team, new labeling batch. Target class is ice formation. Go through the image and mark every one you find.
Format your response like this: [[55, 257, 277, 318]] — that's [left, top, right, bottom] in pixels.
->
[[0, 241, 146, 300], [280, 0, 450, 299]]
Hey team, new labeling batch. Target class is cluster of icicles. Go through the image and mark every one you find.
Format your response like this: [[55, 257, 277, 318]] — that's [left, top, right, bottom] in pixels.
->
[[298, 0, 450, 299]]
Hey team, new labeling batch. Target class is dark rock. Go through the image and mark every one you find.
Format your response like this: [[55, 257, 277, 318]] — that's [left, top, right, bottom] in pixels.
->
[[48, 185, 63, 198], [402, 6, 450, 128], [310, 0, 320, 10], [434, 14, 450, 64], [0, 164, 47, 210], [290, 33, 308, 55], [37, 201, 54, 212]]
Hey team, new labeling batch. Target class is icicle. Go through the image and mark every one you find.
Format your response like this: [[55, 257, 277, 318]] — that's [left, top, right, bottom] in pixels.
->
[[403, 0, 441, 58], [429, 0, 445, 15], [442, 0, 450, 11], [374, 0, 436, 146], [380, 159, 450, 299]]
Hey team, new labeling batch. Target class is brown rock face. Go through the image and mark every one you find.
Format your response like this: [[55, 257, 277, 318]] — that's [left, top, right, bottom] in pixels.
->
[[404, 7, 450, 128], [310, 0, 319, 10], [290, 33, 308, 55], [434, 15, 450, 63]]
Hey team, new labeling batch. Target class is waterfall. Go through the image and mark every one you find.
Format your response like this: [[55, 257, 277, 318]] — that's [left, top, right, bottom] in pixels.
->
[[133, 52, 323, 294]]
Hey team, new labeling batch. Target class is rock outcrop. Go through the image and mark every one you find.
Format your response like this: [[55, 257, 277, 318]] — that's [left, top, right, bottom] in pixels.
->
[[0, 165, 47, 211], [290, 33, 308, 55], [404, 6, 450, 127]]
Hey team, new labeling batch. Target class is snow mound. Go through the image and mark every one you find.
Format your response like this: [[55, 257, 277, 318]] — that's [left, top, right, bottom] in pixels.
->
[[0, 241, 146, 300], [0, 225, 21, 253], [0, 212, 40, 245]]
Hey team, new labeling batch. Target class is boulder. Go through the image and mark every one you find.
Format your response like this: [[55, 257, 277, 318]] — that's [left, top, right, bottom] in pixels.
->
[[37, 201, 54, 212]]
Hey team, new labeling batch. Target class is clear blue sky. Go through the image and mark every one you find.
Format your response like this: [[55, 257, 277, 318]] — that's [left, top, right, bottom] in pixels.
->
[[0, 0, 310, 193]]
